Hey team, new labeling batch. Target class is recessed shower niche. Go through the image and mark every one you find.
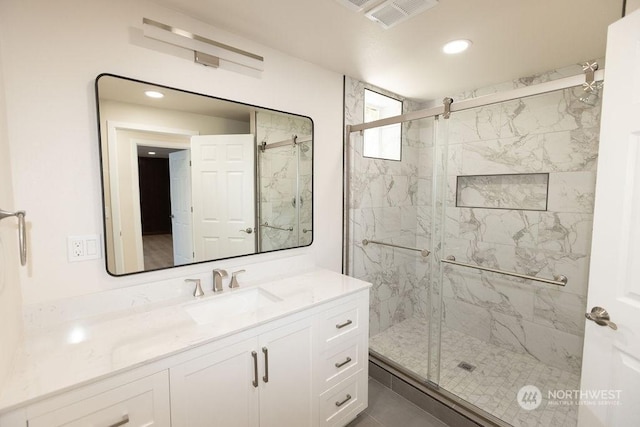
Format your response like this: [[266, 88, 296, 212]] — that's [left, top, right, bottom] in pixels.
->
[[456, 172, 549, 211]]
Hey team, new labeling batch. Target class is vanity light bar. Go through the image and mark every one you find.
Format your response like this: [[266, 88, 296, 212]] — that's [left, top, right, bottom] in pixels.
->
[[142, 18, 264, 71], [194, 51, 220, 68]]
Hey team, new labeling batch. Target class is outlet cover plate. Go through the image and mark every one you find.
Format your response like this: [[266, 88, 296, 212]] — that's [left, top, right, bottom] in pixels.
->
[[68, 235, 101, 262]]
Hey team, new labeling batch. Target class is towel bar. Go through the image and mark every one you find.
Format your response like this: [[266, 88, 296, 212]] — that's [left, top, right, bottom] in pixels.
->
[[0, 208, 27, 266]]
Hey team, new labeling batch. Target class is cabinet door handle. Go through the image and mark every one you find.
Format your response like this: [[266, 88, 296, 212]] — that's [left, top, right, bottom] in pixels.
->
[[335, 357, 352, 368], [335, 394, 352, 407], [262, 347, 269, 383], [335, 319, 353, 329], [251, 351, 259, 388], [108, 415, 130, 427]]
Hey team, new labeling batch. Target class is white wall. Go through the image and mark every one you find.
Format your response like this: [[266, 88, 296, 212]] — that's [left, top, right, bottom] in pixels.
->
[[0, 0, 344, 306], [627, 0, 640, 15], [0, 42, 22, 387]]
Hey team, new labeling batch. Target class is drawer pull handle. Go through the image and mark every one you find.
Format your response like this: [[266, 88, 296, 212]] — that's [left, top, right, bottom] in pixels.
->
[[251, 351, 259, 388], [108, 415, 130, 427], [262, 347, 269, 383], [335, 319, 353, 329], [335, 394, 352, 407], [335, 357, 352, 368]]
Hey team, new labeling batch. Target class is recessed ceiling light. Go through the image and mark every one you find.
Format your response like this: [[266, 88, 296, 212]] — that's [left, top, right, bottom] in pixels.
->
[[144, 90, 164, 99], [443, 39, 472, 55], [148, 151, 156, 155], [67, 326, 87, 344]]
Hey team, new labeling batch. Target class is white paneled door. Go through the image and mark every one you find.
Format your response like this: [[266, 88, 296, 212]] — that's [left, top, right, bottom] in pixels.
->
[[191, 134, 256, 261], [579, 10, 640, 426], [169, 149, 194, 266]]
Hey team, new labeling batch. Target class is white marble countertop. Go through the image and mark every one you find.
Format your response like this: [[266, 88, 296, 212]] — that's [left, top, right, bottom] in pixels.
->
[[0, 268, 371, 414]]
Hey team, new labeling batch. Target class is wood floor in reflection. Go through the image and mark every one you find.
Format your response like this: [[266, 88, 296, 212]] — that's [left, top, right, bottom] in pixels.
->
[[143, 234, 173, 270]]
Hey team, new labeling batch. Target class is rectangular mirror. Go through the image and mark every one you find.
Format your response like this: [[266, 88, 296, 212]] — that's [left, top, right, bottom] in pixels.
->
[[96, 74, 313, 276]]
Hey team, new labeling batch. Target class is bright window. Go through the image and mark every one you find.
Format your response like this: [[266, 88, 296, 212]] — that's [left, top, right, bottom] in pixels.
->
[[363, 89, 402, 161]]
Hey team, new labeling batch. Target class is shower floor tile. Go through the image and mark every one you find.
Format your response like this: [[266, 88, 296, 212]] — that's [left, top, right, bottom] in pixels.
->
[[369, 317, 581, 427]]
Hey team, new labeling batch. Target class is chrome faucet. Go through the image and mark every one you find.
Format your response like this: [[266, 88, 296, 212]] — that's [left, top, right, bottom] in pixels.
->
[[212, 269, 228, 292], [185, 279, 204, 298], [230, 269, 246, 288]]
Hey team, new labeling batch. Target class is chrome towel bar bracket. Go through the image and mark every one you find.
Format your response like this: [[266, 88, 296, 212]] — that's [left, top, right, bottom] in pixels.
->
[[441, 255, 567, 287], [362, 239, 430, 258], [261, 222, 293, 232], [0, 208, 27, 266]]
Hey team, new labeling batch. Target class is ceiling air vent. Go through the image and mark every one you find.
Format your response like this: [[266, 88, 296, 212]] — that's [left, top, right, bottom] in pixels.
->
[[334, 0, 380, 12], [365, 0, 439, 29]]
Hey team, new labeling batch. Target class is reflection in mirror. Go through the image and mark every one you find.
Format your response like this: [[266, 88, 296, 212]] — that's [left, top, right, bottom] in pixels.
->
[[96, 74, 313, 276], [256, 111, 313, 252]]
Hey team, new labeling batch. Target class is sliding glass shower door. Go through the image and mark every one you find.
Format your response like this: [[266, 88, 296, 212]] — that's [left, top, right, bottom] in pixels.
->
[[345, 80, 601, 427], [346, 113, 440, 384], [433, 86, 599, 426]]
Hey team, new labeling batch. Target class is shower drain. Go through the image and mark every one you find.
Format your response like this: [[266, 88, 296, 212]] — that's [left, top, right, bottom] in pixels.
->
[[457, 361, 476, 372]]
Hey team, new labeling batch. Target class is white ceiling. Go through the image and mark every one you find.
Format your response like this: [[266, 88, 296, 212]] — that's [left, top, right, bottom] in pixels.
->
[[98, 74, 253, 120], [148, 0, 622, 102]]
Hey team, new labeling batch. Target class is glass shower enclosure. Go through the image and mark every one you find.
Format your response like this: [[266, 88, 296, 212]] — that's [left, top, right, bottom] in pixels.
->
[[255, 110, 313, 252], [344, 72, 602, 426]]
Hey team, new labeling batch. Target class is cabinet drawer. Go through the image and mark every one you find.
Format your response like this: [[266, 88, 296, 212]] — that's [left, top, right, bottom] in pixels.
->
[[319, 372, 366, 427], [28, 371, 170, 427], [321, 301, 361, 347], [319, 336, 365, 392]]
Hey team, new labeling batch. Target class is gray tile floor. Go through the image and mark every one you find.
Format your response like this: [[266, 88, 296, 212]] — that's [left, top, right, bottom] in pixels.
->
[[369, 317, 580, 427], [347, 378, 450, 427]]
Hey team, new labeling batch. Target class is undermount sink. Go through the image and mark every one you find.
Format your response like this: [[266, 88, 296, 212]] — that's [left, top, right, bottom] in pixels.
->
[[184, 287, 283, 325]]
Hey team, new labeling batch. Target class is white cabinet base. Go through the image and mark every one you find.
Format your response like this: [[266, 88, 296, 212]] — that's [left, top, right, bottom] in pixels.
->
[[27, 371, 170, 427], [319, 372, 368, 427]]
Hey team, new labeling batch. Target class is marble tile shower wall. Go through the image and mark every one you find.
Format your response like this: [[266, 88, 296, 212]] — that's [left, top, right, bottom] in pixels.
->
[[256, 111, 312, 251], [440, 83, 601, 375], [345, 76, 433, 336]]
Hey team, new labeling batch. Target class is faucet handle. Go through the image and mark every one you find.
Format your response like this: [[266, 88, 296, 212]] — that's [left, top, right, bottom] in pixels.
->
[[185, 279, 204, 298], [230, 270, 246, 288]]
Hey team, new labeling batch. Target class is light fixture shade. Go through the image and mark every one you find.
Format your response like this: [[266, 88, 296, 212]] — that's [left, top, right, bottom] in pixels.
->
[[142, 18, 264, 72]]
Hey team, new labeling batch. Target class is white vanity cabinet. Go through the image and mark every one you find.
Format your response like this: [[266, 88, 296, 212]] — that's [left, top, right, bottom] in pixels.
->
[[316, 295, 369, 426], [169, 291, 368, 427], [170, 317, 313, 427], [5, 371, 171, 427], [0, 284, 370, 427]]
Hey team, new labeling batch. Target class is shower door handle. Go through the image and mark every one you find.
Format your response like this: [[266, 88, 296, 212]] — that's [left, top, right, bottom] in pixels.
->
[[585, 306, 617, 330]]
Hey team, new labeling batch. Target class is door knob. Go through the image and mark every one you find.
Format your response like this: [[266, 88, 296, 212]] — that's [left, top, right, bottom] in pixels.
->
[[585, 306, 617, 330], [239, 227, 253, 234]]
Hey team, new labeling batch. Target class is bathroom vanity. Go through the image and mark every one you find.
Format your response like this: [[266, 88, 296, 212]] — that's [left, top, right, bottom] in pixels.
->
[[0, 269, 370, 427]]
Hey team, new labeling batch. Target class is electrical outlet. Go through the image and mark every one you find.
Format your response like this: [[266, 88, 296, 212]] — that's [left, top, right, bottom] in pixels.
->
[[70, 239, 84, 258], [68, 235, 101, 262]]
